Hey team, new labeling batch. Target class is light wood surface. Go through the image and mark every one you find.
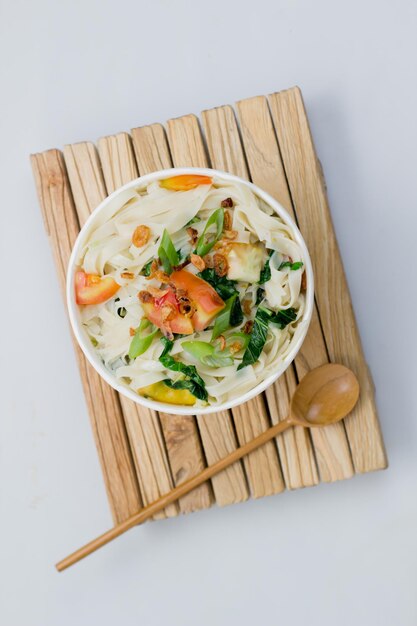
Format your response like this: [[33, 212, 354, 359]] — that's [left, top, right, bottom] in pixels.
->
[[202, 104, 319, 489], [56, 362, 360, 570], [168, 114, 284, 497], [63, 139, 178, 519], [235, 96, 355, 482], [268, 88, 387, 473], [30, 150, 143, 524], [31, 86, 387, 532]]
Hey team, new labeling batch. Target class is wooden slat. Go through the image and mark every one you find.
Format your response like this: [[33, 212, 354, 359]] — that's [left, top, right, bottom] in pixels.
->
[[64, 139, 178, 519], [133, 121, 248, 508], [63, 143, 106, 222], [234, 96, 354, 482], [130, 124, 214, 514], [268, 87, 387, 473], [131, 124, 173, 172], [196, 412, 249, 506], [167, 114, 284, 497], [202, 105, 319, 488], [30, 149, 143, 524], [97, 133, 137, 190]]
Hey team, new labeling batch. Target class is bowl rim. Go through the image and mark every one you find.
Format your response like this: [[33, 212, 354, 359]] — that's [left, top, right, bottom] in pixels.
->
[[66, 166, 314, 415]]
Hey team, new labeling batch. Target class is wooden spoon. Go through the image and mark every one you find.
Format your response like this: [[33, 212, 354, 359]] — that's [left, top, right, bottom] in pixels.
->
[[56, 363, 359, 571]]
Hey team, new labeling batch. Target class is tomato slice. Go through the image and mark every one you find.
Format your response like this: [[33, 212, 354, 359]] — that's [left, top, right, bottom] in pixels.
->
[[170, 270, 225, 331], [141, 288, 194, 335], [75, 271, 120, 305], [160, 174, 212, 191]]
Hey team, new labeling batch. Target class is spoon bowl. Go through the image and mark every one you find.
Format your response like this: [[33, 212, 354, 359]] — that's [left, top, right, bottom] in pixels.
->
[[290, 363, 360, 427]]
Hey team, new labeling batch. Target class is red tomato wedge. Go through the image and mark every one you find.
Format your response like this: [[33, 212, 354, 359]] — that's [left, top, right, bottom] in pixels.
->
[[170, 270, 225, 331], [160, 174, 212, 191], [75, 271, 120, 305], [141, 289, 194, 335]]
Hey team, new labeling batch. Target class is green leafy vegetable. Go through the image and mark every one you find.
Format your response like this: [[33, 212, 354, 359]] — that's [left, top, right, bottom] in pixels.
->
[[278, 260, 304, 271], [90, 336, 98, 347], [238, 306, 298, 370], [129, 319, 159, 359], [268, 307, 297, 328], [159, 337, 208, 401], [195, 208, 224, 256], [258, 250, 274, 284], [197, 268, 238, 300], [158, 229, 179, 273], [211, 294, 243, 340], [230, 297, 243, 327], [237, 307, 270, 370], [162, 378, 207, 401], [255, 288, 264, 305], [140, 258, 154, 277]]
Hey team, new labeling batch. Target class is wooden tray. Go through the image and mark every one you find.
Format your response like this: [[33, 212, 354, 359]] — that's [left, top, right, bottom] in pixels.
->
[[31, 87, 387, 525]]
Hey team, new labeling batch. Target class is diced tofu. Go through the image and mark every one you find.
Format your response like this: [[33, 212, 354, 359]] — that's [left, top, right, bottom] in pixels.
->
[[226, 243, 266, 283]]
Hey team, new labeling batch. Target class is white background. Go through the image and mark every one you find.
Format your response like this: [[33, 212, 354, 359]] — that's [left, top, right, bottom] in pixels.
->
[[1, 1, 416, 624]]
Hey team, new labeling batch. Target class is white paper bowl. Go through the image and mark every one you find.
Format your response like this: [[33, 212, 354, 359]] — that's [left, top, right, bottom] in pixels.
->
[[67, 167, 314, 416]]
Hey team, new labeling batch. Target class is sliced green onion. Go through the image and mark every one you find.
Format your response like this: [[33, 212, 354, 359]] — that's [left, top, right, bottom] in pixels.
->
[[129, 319, 159, 359], [211, 295, 235, 340], [185, 216, 201, 226], [211, 294, 242, 340], [278, 260, 304, 271], [140, 258, 154, 276], [224, 332, 250, 352], [158, 229, 179, 274], [182, 341, 214, 361], [195, 208, 224, 256], [182, 340, 233, 368]]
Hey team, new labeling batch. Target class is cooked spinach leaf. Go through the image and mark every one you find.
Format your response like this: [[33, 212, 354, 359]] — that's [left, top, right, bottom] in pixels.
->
[[255, 287, 264, 305], [159, 337, 208, 401], [230, 296, 243, 326], [198, 268, 238, 300], [238, 306, 297, 370], [162, 378, 207, 401], [237, 307, 270, 370], [268, 307, 297, 328], [258, 250, 274, 284]]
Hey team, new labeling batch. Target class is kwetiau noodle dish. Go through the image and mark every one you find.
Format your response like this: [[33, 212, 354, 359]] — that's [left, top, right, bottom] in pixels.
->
[[75, 174, 307, 407]]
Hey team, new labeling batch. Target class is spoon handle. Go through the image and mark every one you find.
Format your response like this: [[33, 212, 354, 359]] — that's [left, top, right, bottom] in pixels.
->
[[56, 417, 292, 571]]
